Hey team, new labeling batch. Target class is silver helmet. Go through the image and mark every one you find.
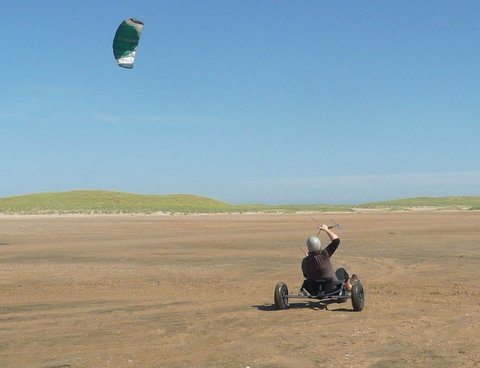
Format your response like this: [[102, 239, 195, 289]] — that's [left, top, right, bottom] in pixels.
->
[[306, 236, 321, 253]]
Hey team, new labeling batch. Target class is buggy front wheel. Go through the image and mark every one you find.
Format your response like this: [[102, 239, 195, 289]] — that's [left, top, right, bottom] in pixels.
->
[[274, 282, 289, 310], [351, 282, 365, 311]]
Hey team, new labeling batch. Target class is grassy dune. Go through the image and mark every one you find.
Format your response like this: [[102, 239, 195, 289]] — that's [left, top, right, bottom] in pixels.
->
[[361, 196, 480, 210], [0, 191, 479, 214], [0, 190, 351, 214], [0, 191, 231, 214]]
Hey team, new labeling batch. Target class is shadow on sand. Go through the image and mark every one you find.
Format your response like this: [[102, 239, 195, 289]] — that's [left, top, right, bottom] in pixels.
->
[[254, 300, 356, 312], [254, 302, 329, 311]]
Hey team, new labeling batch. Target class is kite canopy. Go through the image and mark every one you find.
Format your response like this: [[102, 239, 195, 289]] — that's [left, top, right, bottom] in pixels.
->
[[112, 18, 144, 69]]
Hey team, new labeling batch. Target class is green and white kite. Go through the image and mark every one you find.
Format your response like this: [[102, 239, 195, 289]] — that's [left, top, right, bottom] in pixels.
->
[[112, 18, 144, 69]]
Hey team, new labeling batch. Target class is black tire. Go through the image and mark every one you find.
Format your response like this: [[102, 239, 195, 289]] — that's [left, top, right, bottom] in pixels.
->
[[274, 282, 289, 310], [351, 282, 365, 311]]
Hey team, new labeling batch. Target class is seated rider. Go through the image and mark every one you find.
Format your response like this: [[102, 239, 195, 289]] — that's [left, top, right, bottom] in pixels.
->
[[300, 224, 354, 295]]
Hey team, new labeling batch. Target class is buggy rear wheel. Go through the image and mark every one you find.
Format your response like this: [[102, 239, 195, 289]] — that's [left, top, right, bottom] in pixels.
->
[[274, 282, 289, 310], [351, 282, 365, 311]]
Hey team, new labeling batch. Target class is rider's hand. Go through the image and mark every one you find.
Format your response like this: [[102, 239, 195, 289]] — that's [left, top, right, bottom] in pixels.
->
[[318, 224, 329, 231]]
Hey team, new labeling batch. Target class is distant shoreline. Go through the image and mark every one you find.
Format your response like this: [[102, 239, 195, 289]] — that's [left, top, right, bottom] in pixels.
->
[[1, 208, 478, 218], [1, 191, 479, 215]]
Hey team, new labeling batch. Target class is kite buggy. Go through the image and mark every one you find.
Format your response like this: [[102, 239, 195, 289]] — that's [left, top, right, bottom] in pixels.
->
[[274, 275, 365, 311], [274, 223, 365, 311]]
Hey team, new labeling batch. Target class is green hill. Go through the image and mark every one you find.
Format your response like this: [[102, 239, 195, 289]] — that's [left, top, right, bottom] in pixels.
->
[[0, 191, 479, 214], [0, 190, 232, 214], [360, 196, 480, 210], [0, 190, 351, 214]]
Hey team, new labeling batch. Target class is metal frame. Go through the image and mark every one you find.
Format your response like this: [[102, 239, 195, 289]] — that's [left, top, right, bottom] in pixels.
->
[[285, 284, 350, 302], [286, 293, 350, 301]]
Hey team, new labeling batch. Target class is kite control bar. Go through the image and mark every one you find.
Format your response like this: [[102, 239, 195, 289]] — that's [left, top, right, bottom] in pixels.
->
[[316, 220, 340, 236]]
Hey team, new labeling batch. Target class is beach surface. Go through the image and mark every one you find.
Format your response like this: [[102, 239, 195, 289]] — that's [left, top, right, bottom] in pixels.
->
[[1, 212, 479, 367]]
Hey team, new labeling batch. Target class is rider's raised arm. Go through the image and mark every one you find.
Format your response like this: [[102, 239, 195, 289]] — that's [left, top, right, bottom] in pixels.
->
[[319, 224, 339, 241], [319, 224, 340, 257]]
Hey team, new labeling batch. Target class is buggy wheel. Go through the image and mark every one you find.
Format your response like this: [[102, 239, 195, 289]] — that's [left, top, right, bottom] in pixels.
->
[[274, 282, 289, 310], [351, 282, 365, 311]]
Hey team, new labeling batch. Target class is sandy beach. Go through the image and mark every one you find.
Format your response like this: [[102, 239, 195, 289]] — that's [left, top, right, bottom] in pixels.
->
[[1, 211, 479, 367]]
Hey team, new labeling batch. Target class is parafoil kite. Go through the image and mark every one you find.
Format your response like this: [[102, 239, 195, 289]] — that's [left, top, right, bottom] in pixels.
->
[[112, 18, 144, 69]]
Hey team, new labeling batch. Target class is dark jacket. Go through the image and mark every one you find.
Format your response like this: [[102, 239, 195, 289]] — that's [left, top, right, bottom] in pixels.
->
[[301, 238, 340, 283]]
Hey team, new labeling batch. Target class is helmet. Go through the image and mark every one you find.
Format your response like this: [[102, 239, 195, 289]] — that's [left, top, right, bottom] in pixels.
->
[[306, 236, 321, 253]]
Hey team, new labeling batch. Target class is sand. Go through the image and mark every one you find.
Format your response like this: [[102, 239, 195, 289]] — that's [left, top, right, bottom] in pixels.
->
[[1, 212, 479, 367]]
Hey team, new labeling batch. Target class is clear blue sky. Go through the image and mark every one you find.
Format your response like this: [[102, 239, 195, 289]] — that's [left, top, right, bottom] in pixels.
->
[[1, 1, 479, 204]]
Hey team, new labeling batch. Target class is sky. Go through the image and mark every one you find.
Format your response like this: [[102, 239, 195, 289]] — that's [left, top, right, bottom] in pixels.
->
[[1, 1, 479, 204]]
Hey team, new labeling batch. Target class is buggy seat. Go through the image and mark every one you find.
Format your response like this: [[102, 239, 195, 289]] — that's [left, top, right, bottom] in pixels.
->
[[302, 278, 344, 296]]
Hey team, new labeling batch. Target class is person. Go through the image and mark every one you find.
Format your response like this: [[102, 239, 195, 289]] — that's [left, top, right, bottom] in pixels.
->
[[300, 224, 355, 295]]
